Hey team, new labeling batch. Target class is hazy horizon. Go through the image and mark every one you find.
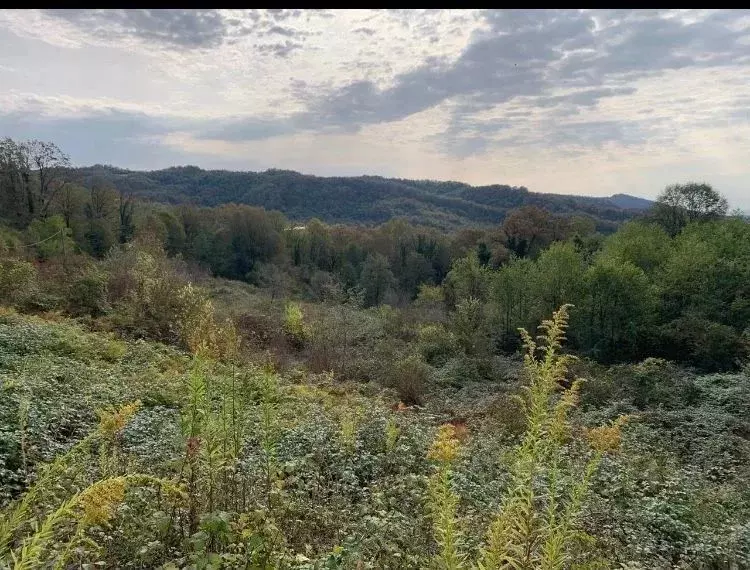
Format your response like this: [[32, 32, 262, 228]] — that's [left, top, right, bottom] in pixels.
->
[[2, 9, 749, 209]]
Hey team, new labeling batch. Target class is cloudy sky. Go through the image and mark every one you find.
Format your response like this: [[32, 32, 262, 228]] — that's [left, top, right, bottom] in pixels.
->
[[1, 9, 749, 208]]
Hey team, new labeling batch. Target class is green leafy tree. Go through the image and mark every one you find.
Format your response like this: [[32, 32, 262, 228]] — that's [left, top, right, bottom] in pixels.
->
[[451, 297, 491, 357], [491, 257, 536, 350], [600, 220, 671, 274], [359, 252, 395, 307], [444, 253, 491, 309], [578, 255, 657, 361], [532, 242, 585, 321]]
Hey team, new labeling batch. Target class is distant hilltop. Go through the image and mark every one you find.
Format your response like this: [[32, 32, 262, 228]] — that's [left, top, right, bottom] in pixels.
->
[[63, 165, 653, 231], [607, 193, 655, 211]]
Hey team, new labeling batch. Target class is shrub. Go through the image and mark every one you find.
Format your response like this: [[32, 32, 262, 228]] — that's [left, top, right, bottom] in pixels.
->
[[25, 215, 74, 261], [67, 268, 109, 317], [282, 302, 308, 349], [659, 315, 747, 371], [388, 354, 429, 406], [0, 259, 38, 308], [417, 324, 458, 366]]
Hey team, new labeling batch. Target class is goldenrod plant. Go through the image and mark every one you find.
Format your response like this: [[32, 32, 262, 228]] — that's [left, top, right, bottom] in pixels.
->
[[10, 474, 182, 569], [425, 306, 627, 570], [427, 423, 467, 570], [384, 416, 400, 454], [480, 305, 626, 570], [0, 401, 177, 568]]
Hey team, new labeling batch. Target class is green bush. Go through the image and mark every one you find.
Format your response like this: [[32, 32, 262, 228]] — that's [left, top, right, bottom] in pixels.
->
[[659, 315, 747, 371], [388, 353, 429, 405], [417, 324, 458, 366], [25, 216, 74, 261], [67, 268, 109, 317], [0, 259, 38, 308], [283, 302, 308, 349]]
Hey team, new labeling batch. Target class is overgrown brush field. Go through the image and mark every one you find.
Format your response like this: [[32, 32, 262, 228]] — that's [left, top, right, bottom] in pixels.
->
[[1, 306, 748, 569]]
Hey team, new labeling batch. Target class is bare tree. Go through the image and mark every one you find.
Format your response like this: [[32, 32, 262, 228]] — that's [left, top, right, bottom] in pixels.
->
[[56, 183, 87, 228], [85, 179, 117, 221], [27, 140, 70, 218]]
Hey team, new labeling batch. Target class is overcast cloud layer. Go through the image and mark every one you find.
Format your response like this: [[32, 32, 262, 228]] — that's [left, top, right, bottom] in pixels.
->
[[1, 9, 749, 208]]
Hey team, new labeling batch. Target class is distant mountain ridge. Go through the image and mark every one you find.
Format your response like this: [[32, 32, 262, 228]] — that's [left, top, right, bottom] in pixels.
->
[[607, 193, 654, 210], [66, 165, 653, 231]]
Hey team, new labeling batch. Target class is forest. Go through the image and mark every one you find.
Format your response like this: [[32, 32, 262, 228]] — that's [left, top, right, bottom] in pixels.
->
[[52, 164, 646, 231], [0, 136, 748, 569]]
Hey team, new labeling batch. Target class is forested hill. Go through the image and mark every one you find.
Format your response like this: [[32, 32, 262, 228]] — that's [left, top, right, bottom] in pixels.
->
[[65, 165, 652, 230]]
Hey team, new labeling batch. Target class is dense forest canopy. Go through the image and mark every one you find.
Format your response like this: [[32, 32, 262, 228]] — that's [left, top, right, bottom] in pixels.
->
[[1, 135, 749, 568]]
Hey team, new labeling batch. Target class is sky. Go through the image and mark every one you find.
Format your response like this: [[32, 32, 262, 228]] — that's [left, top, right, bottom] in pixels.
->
[[1, 9, 749, 209]]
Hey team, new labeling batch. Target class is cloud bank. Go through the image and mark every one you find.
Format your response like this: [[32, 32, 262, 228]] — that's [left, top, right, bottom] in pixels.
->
[[1, 9, 749, 207]]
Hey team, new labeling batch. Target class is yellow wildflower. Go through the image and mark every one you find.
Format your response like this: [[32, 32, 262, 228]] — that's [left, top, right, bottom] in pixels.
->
[[427, 424, 461, 464], [586, 415, 629, 454], [97, 401, 141, 439], [78, 478, 126, 526]]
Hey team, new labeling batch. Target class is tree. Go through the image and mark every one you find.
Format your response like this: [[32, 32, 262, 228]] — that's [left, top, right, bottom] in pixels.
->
[[451, 297, 491, 357], [0, 137, 32, 226], [443, 253, 490, 309], [578, 255, 656, 361], [85, 219, 116, 258], [359, 253, 394, 307], [55, 183, 87, 229], [476, 242, 491, 266], [659, 219, 750, 329], [118, 190, 136, 244], [651, 182, 728, 236], [159, 211, 186, 255], [84, 179, 118, 258], [600, 221, 672, 274], [532, 242, 585, 321], [502, 205, 553, 258], [491, 257, 536, 350], [27, 140, 70, 218]]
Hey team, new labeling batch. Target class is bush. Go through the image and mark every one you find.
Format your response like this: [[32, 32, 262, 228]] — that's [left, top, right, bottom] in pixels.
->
[[417, 324, 458, 366], [305, 302, 386, 380], [388, 354, 429, 406], [0, 258, 38, 308], [658, 315, 747, 371], [0, 227, 22, 256], [583, 358, 697, 411], [283, 302, 308, 349], [104, 246, 222, 350], [25, 215, 74, 261], [67, 268, 109, 317]]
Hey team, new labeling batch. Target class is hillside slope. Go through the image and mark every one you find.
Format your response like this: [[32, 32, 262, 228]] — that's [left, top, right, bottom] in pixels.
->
[[66, 165, 651, 230]]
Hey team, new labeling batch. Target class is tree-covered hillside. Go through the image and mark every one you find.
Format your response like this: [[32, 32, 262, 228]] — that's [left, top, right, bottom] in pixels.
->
[[62, 165, 648, 231]]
